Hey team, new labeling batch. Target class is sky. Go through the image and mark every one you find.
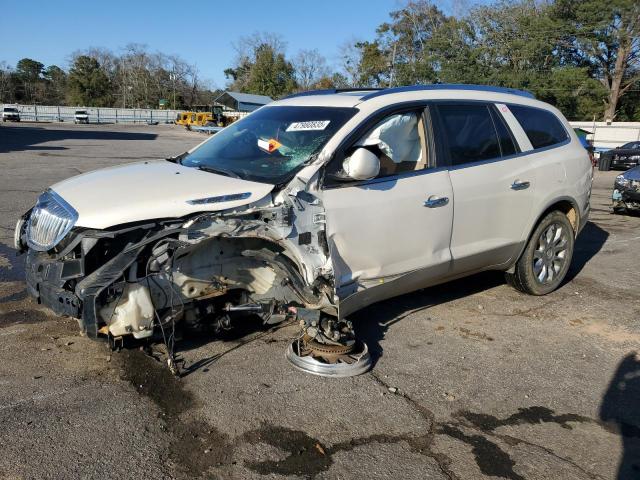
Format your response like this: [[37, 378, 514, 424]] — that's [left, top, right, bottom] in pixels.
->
[[0, 0, 437, 88]]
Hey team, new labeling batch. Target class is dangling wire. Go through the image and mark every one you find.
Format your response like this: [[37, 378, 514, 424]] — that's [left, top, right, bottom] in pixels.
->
[[144, 239, 185, 376]]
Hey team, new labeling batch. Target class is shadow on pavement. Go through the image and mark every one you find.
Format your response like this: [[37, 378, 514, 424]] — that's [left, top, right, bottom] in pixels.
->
[[0, 124, 157, 154], [352, 220, 609, 368], [565, 221, 609, 282], [0, 243, 27, 304], [352, 271, 505, 367], [599, 352, 640, 479]]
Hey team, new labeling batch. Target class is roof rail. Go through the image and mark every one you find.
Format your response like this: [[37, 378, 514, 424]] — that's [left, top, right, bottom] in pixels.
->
[[360, 84, 535, 101], [282, 88, 383, 100]]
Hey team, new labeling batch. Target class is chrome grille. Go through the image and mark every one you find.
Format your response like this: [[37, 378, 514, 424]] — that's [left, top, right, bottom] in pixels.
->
[[27, 190, 78, 251]]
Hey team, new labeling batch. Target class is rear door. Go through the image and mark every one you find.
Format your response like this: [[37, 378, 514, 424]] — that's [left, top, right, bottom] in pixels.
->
[[321, 106, 454, 317], [433, 102, 537, 274]]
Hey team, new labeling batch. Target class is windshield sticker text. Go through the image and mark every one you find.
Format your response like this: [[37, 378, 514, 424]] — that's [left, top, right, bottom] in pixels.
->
[[286, 120, 330, 132]]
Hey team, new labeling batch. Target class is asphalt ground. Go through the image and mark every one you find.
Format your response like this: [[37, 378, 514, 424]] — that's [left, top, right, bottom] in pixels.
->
[[0, 122, 638, 480]]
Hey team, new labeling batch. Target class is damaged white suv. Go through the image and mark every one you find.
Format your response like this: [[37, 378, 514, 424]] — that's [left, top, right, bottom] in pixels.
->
[[16, 85, 592, 376]]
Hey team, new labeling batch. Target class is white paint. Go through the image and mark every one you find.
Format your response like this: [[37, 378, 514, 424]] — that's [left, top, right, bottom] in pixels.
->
[[50, 160, 273, 229]]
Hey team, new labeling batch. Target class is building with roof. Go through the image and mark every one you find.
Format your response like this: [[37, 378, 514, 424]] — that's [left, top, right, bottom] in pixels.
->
[[214, 91, 273, 112]]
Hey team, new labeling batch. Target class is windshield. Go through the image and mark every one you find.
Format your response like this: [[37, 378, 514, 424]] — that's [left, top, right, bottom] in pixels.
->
[[76, 110, 87, 114], [3, 108, 18, 112], [621, 142, 640, 149], [181, 106, 357, 184]]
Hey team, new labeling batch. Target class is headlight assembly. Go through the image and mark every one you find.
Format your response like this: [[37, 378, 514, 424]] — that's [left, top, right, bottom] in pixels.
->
[[615, 175, 630, 187], [26, 190, 78, 251]]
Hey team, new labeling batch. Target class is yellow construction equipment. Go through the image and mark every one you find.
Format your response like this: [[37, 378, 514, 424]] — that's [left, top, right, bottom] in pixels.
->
[[177, 105, 239, 129], [175, 112, 191, 125]]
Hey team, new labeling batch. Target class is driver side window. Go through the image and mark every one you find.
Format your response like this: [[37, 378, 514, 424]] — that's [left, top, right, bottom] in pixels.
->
[[349, 110, 428, 179]]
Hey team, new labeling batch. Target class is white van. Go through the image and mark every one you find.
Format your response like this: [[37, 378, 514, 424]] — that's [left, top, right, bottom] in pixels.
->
[[2, 106, 20, 122], [16, 85, 592, 376], [74, 109, 89, 124]]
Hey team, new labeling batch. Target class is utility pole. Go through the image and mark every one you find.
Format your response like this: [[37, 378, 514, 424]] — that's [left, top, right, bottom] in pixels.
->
[[170, 71, 177, 110]]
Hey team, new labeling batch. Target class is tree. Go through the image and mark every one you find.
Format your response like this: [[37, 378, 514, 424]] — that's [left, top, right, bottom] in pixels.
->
[[15, 58, 44, 102], [245, 44, 297, 98], [354, 41, 390, 87], [0, 62, 16, 103], [554, 0, 640, 120], [377, 0, 444, 85], [293, 49, 330, 90], [67, 56, 112, 106], [43, 65, 67, 104], [337, 39, 390, 87], [225, 33, 297, 97]]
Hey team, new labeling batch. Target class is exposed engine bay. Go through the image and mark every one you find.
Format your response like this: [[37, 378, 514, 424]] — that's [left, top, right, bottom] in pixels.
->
[[18, 179, 371, 377]]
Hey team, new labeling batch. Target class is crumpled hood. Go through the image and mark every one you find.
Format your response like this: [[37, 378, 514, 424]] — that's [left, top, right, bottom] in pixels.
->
[[50, 160, 274, 229]]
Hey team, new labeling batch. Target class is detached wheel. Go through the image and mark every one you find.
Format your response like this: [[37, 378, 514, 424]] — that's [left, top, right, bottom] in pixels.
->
[[508, 211, 574, 295], [612, 206, 626, 215]]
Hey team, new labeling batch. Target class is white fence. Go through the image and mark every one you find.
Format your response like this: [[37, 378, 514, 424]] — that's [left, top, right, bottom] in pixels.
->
[[569, 121, 640, 151], [4, 104, 638, 150], [2, 104, 181, 124]]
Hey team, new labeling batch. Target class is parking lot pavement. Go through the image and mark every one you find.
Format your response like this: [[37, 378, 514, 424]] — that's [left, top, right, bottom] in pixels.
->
[[0, 122, 638, 479]]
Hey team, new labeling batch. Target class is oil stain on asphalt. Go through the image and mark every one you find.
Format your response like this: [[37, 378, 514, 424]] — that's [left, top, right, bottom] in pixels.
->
[[0, 309, 48, 327], [116, 349, 234, 478]]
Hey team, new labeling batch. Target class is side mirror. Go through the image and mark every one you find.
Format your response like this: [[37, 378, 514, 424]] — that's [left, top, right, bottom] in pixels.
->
[[343, 148, 380, 181]]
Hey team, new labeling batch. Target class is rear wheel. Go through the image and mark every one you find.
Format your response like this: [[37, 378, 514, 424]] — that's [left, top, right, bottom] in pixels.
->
[[507, 211, 575, 295]]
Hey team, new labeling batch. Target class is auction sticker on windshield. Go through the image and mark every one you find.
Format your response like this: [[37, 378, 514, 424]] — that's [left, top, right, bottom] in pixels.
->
[[258, 138, 283, 153], [286, 120, 330, 132]]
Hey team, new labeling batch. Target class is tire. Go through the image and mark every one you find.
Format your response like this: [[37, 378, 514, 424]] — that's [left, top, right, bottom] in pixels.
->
[[613, 206, 626, 215], [598, 156, 611, 171], [507, 211, 575, 295]]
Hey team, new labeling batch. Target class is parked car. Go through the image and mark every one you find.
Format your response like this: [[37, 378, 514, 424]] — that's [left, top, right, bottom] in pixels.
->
[[15, 84, 592, 377], [2, 106, 20, 122], [612, 165, 640, 213], [598, 141, 640, 171], [74, 109, 89, 124]]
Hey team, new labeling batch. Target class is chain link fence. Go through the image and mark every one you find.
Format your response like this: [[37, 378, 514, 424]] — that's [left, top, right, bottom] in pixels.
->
[[2, 104, 181, 124]]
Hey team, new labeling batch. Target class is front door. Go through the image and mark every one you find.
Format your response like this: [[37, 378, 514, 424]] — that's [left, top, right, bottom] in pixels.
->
[[321, 107, 454, 317]]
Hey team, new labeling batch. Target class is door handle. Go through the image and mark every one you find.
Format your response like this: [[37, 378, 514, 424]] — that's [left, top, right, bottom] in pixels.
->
[[424, 196, 449, 208], [511, 180, 530, 190]]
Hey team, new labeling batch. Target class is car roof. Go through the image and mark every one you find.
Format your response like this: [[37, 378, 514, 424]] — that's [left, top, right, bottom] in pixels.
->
[[270, 84, 551, 111]]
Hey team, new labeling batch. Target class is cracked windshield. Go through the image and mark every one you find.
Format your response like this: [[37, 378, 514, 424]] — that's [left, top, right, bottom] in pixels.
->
[[181, 106, 357, 184]]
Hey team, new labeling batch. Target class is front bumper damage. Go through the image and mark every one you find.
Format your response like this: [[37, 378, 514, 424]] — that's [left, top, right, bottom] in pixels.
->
[[23, 220, 176, 338], [613, 181, 640, 211], [26, 250, 82, 319], [18, 186, 372, 376]]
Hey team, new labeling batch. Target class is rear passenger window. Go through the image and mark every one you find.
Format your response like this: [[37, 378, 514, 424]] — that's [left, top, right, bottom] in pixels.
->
[[436, 104, 501, 166], [509, 105, 568, 149]]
